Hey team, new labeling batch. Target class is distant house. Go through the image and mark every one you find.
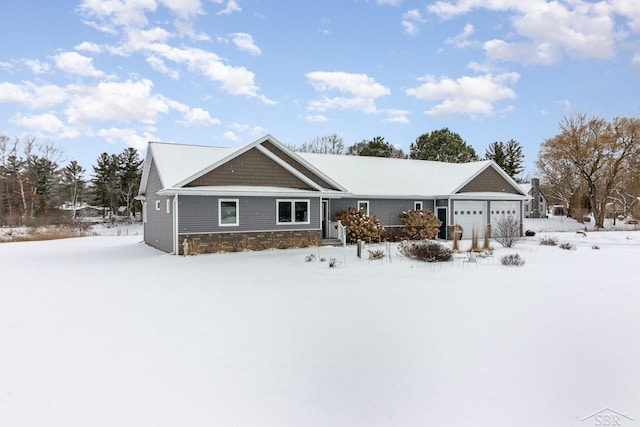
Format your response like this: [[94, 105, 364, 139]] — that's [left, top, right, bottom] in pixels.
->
[[137, 135, 530, 254], [520, 178, 549, 218]]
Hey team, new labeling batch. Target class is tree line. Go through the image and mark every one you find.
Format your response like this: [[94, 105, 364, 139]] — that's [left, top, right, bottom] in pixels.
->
[[0, 135, 142, 226], [292, 129, 525, 178]]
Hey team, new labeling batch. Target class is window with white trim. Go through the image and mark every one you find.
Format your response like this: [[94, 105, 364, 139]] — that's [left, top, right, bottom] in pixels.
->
[[277, 199, 310, 224], [219, 199, 239, 226], [414, 201, 423, 210], [357, 200, 369, 215], [155, 200, 161, 211]]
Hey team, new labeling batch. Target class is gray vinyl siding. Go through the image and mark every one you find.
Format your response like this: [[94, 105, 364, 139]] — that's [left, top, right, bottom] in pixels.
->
[[144, 159, 174, 253], [329, 198, 435, 227], [178, 195, 321, 234]]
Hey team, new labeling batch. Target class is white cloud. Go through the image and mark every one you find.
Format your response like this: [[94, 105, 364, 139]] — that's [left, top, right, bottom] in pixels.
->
[[182, 107, 221, 126], [53, 51, 104, 77], [64, 79, 170, 126], [401, 9, 425, 36], [216, 0, 241, 15], [428, 0, 625, 64], [406, 73, 519, 117], [97, 127, 156, 151], [23, 59, 51, 74], [445, 23, 474, 48], [228, 33, 261, 55], [159, 0, 202, 19], [145, 56, 180, 79], [384, 109, 410, 123], [75, 41, 103, 53], [306, 71, 390, 114], [304, 114, 328, 122], [223, 130, 240, 141], [377, 0, 402, 6], [0, 82, 68, 109]]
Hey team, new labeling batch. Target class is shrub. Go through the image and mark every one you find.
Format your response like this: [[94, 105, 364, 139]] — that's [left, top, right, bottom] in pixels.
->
[[483, 226, 492, 251], [559, 242, 575, 250], [452, 224, 461, 251], [539, 236, 558, 246], [368, 249, 385, 260], [399, 209, 442, 240], [305, 254, 316, 262], [469, 228, 480, 252], [500, 253, 525, 266], [592, 244, 600, 250], [493, 215, 522, 248], [398, 240, 453, 262], [335, 207, 384, 243], [328, 258, 338, 268], [525, 229, 536, 237]]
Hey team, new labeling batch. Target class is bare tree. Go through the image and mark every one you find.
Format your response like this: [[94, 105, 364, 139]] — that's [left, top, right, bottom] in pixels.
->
[[536, 113, 640, 228], [295, 134, 345, 154], [493, 215, 522, 248]]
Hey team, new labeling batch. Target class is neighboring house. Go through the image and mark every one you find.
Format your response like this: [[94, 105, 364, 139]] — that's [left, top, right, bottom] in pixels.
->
[[520, 178, 549, 218], [137, 135, 530, 254]]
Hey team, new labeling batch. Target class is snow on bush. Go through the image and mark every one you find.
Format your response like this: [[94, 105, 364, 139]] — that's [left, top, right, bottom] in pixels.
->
[[398, 240, 453, 262]]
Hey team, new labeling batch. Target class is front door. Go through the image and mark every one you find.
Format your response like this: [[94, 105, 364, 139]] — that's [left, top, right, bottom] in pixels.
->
[[437, 207, 447, 239], [322, 200, 329, 238]]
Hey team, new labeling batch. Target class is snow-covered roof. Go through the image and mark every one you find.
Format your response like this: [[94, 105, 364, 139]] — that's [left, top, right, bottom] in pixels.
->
[[147, 141, 235, 188], [298, 152, 503, 197], [141, 135, 528, 199], [519, 183, 532, 195]]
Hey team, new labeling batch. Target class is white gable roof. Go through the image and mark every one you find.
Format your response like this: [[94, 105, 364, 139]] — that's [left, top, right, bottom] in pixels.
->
[[299, 152, 505, 197], [140, 135, 528, 199], [143, 142, 235, 189]]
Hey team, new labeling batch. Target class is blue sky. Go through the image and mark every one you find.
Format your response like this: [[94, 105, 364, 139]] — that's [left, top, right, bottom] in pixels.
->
[[1, 0, 639, 177]]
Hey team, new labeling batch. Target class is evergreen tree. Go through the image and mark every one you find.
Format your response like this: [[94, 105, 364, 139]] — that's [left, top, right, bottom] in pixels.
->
[[485, 139, 524, 178], [410, 128, 479, 163], [92, 153, 119, 218], [117, 147, 143, 218], [348, 136, 399, 158], [61, 160, 86, 219]]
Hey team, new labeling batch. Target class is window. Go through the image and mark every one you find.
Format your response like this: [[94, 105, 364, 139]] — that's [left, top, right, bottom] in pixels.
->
[[155, 200, 161, 211], [166, 199, 171, 214], [414, 201, 423, 210], [219, 199, 239, 226], [357, 200, 369, 215], [277, 200, 310, 224]]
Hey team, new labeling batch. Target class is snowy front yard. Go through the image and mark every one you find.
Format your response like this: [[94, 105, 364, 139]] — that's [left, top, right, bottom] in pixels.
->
[[1, 220, 639, 426]]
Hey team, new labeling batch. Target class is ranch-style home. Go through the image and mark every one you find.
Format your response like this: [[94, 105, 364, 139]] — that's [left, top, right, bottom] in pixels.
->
[[137, 134, 530, 254]]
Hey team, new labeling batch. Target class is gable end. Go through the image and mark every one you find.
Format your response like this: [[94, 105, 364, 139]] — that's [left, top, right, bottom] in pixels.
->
[[457, 166, 521, 194], [261, 141, 341, 191], [184, 147, 314, 190]]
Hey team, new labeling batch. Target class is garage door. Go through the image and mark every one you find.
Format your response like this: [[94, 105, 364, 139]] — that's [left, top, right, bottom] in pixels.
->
[[490, 201, 521, 236], [453, 201, 487, 239]]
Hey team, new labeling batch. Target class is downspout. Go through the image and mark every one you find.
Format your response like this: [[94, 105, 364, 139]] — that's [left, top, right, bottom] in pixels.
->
[[173, 194, 179, 255]]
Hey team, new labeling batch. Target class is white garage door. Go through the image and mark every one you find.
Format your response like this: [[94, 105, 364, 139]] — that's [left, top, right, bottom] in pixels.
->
[[490, 201, 521, 235], [453, 201, 487, 239]]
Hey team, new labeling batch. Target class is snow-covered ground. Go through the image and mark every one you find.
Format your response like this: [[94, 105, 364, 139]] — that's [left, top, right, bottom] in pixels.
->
[[1, 217, 639, 427]]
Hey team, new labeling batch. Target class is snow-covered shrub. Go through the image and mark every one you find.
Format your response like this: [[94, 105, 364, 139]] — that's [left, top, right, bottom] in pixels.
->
[[525, 229, 536, 236], [399, 209, 442, 240], [539, 236, 558, 246], [398, 240, 453, 262], [500, 253, 525, 266], [335, 208, 384, 243], [493, 215, 522, 248], [328, 258, 338, 268], [305, 253, 316, 262], [368, 249, 385, 260], [592, 244, 600, 250], [559, 242, 575, 250]]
